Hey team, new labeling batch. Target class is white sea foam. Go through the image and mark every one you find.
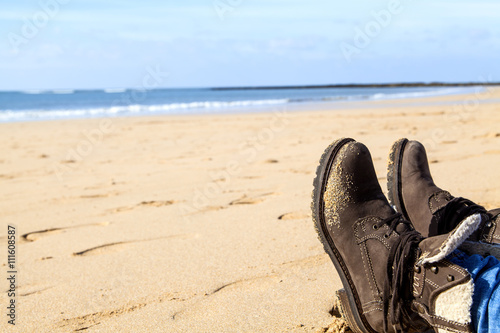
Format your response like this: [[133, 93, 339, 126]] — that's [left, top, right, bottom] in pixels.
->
[[21, 90, 45, 95], [51, 89, 75, 94], [0, 87, 484, 122], [104, 88, 127, 93], [0, 98, 290, 122], [369, 87, 483, 100]]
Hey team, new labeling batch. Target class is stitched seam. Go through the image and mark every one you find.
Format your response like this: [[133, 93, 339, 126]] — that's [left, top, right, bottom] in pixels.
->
[[426, 313, 469, 329], [432, 324, 465, 333], [357, 235, 390, 248], [359, 242, 378, 299], [429, 194, 436, 212], [354, 221, 361, 242], [442, 260, 467, 275], [355, 222, 379, 300], [356, 217, 392, 247], [365, 244, 380, 297], [363, 300, 383, 306], [363, 308, 382, 314], [425, 278, 439, 289], [354, 217, 376, 240], [428, 191, 451, 214]]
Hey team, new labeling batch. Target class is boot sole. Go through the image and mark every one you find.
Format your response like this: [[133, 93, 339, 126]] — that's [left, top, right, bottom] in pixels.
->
[[387, 138, 411, 221], [311, 138, 376, 333]]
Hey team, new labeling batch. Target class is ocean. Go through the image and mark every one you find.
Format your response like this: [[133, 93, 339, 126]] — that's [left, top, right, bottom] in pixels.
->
[[0, 86, 481, 122]]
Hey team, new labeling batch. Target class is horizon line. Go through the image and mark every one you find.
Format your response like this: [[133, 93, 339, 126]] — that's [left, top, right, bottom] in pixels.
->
[[1, 81, 500, 93]]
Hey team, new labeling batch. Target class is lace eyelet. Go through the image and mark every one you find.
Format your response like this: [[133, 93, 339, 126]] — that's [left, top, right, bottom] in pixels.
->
[[384, 234, 389, 239], [431, 266, 439, 274], [373, 225, 379, 230], [447, 275, 454, 282]]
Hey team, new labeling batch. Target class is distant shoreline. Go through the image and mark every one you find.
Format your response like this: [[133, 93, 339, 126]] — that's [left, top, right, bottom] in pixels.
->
[[212, 82, 500, 91], [1, 85, 496, 123], [3, 83, 500, 94]]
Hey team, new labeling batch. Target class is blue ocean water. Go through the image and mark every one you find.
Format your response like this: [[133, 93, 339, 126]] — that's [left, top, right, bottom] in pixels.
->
[[0, 86, 480, 122]]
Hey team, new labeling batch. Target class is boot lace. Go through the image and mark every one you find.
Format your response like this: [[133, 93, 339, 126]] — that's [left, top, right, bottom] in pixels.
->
[[435, 197, 487, 234], [376, 213, 424, 332]]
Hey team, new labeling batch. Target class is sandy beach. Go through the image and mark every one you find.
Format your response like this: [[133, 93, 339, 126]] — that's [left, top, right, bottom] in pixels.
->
[[1, 89, 500, 332]]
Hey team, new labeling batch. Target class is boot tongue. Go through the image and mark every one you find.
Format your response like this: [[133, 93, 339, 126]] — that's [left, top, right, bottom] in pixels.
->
[[419, 213, 484, 264], [396, 223, 411, 234], [417, 234, 451, 264], [375, 202, 414, 234]]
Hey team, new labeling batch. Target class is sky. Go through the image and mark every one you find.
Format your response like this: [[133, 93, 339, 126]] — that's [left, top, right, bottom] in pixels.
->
[[1, 0, 500, 90]]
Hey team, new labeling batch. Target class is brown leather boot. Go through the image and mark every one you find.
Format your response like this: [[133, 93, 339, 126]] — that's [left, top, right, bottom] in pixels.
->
[[312, 138, 474, 333], [387, 138, 499, 244]]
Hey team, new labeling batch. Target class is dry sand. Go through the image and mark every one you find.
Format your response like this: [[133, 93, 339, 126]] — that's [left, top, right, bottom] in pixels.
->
[[1, 88, 499, 332]]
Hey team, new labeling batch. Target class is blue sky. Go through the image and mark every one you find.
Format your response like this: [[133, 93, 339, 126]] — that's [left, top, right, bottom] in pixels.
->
[[1, 0, 499, 90]]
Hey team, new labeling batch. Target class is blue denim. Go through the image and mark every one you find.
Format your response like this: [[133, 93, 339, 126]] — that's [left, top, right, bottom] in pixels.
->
[[449, 250, 500, 333]]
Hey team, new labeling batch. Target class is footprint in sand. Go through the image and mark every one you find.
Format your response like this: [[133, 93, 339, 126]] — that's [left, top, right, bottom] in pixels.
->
[[240, 175, 262, 179], [20, 286, 54, 297], [278, 212, 310, 220], [21, 222, 109, 243], [289, 169, 313, 175], [107, 200, 177, 213], [474, 132, 500, 139], [22, 228, 64, 242], [139, 200, 177, 207], [73, 234, 197, 257], [80, 191, 122, 199], [73, 242, 130, 256], [57, 291, 190, 331], [229, 192, 279, 206], [80, 194, 111, 199], [208, 275, 280, 296], [194, 205, 227, 214], [230, 195, 265, 205]]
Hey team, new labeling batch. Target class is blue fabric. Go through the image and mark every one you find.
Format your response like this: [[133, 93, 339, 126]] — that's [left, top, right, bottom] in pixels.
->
[[449, 250, 500, 333]]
